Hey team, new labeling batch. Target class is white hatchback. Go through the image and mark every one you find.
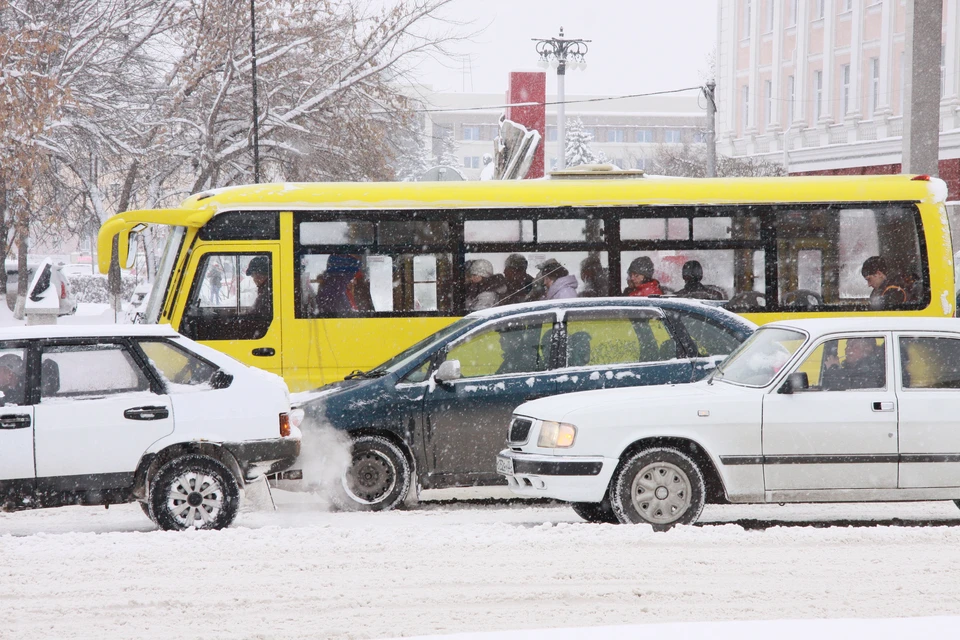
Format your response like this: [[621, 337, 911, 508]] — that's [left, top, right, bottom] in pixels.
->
[[499, 317, 960, 529], [0, 324, 300, 530]]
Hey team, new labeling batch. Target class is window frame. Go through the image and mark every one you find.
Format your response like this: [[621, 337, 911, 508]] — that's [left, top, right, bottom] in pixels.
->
[[35, 338, 166, 400], [438, 312, 560, 380]]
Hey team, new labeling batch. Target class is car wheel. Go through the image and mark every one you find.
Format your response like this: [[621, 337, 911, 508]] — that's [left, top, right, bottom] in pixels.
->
[[336, 435, 411, 512], [138, 500, 154, 523], [610, 447, 705, 531], [571, 500, 619, 524], [149, 455, 241, 531]]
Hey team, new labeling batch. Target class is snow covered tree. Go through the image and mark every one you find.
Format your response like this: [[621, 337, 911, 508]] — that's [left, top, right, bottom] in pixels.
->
[[564, 117, 597, 168], [391, 113, 432, 181], [651, 144, 785, 178], [437, 131, 460, 167]]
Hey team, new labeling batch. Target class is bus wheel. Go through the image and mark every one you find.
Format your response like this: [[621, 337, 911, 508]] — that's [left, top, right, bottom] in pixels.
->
[[337, 435, 411, 512], [610, 447, 705, 531]]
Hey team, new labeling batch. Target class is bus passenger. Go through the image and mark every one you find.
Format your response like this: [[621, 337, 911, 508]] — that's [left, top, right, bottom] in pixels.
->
[[317, 254, 362, 314], [499, 254, 534, 305], [623, 256, 663, 297], [579, 256, 608, 297], [675, 260, 724, 300], [245, 256, 273, 317], [861, 256, 906, 309], [536, 259, 578, 300], [465, 259, 504, 311]]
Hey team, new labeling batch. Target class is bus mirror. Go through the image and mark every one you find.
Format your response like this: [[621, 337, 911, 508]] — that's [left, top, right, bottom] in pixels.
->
[[435, 360, 461, 384], [117, 230, 138, 270]]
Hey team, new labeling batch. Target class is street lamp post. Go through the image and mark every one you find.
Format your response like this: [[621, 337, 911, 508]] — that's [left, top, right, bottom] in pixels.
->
[[534, 28, 589, 171]]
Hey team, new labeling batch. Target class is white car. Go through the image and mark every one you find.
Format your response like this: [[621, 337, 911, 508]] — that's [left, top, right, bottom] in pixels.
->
[[0, 324, 301, 530], [499, 317, 960, 529]]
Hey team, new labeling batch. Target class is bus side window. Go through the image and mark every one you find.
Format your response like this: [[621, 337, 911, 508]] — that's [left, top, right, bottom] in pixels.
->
[[180, 253, 273, 341]]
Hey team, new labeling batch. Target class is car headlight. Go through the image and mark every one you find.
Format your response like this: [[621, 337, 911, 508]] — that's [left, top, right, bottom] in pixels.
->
[[537, 421, 577, 448]]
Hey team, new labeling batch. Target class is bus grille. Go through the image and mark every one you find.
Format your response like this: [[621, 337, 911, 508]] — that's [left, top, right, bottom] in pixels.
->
[[509, 418, 533, 443]]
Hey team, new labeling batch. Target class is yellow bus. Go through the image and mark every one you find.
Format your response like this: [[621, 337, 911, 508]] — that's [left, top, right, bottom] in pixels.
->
[[98, 173, 953, 392]]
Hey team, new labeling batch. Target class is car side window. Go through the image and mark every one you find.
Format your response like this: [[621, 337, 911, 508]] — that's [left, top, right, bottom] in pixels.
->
[[180, 253, 273, 341], [564, 311, 675, 367], [443, 316, 553, 379], [795, 337, 886, 392], [0, 346, 27, 406], [899, 337, 960, 389], [679, 314, 743, 356], [137, 339, 218, 389], [40, 344, 151, 400]]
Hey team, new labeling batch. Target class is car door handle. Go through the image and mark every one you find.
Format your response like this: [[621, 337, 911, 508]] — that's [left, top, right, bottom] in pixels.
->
[[0, 414, 31, 429], [252, 347, 275, 357], [872, 401, 895, 412], [124, 406, 170, 421]]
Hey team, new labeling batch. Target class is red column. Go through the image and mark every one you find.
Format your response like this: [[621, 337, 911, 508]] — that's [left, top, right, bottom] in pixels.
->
[[505, 71, 546, 179]]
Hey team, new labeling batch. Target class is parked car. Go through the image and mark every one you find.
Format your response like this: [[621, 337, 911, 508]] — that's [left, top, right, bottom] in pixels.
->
[[0, 324, 301, 530], [300, 298, 756, 511], [498, 317, 960, 529]]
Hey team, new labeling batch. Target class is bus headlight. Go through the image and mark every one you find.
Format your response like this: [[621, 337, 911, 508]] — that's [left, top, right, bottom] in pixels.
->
[[537, 421, 577, 448]]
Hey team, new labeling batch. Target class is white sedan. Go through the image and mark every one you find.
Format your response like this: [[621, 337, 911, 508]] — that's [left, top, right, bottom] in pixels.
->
[[498, 317, 960, 529], [0, 324, 301, 530]]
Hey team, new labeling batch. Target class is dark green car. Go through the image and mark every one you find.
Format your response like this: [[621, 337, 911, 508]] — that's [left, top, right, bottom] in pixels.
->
[[300, 298, 756, 511]]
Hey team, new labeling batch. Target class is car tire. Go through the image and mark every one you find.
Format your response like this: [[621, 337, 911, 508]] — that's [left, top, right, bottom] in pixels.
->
[[571, 499, 619, 524], [138, 500, 154, 523], [610, 447, 705, 531], [335, 435, 411, 512], [149, 455, 241, 531]]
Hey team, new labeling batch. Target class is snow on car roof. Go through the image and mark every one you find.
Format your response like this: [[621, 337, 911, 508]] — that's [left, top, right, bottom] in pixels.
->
[[765, 316, 960, 336], [0, 323, 180, 340]]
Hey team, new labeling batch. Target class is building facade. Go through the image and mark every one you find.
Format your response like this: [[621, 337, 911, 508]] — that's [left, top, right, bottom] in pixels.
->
[[716, 0, 960, 197], [420, 89, 706, 179]]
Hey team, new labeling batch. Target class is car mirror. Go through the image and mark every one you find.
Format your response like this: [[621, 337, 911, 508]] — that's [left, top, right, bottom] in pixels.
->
[[434, 359, 461, 384], [778, 371, 809, 394], [210, 369, 234, 390]]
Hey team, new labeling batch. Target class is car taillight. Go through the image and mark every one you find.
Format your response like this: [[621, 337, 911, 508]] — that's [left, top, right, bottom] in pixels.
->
[[279, 412, 291, 437], [60, 282, 67, 299]]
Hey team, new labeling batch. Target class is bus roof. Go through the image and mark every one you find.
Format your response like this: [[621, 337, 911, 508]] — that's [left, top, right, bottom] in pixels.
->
[[180, 174, 945, 213]]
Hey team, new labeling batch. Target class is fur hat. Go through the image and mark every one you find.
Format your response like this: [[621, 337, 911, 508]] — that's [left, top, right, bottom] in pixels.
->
[[627, 256, 654, 279], [468, 259, 494, 278]]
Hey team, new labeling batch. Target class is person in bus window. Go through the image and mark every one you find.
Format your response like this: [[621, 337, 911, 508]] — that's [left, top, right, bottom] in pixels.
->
[[861, 256, 906, 309], [499, 254, 534, 305], [317, 254, 362, 314], [675, 260, 725, 300], [579, 256, 608, 297], [465, 259, 505, 311], [536, 259, 578, 300], [623, 256, 663, 297], [245, 256, 272, 317]]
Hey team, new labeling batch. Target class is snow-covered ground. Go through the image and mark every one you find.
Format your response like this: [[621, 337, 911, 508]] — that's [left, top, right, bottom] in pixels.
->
[[4, 488, 960, 639]]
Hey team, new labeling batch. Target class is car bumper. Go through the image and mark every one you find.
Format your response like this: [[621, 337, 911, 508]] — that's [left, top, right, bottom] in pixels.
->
[[224, 437, 301, 481], [496, 449, 617, 503]]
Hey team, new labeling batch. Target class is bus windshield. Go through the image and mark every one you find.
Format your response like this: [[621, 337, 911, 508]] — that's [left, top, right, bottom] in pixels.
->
[[142, 226, 186, 324]]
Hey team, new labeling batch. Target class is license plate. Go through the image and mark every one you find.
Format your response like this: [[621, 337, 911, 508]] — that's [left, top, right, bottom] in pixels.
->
[[496, 455, 514, 475]]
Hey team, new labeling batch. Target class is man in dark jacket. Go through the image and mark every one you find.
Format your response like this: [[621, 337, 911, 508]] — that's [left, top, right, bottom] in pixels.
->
[[675, 260, 725, 300], [861, 256, 906, 309], [821, 338, 886, 391], [246, 256, 272, 317]]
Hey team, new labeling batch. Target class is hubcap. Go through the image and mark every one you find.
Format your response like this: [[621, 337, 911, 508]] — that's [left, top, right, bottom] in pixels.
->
[[630, 461, 692, 525], [166, 470, 224, 528], [343, 450, 397, 505]]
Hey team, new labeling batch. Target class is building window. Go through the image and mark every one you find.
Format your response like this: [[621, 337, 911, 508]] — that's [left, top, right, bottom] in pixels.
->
[[462, 125, 480, 141], [463, 156, 480, 169], [546, 126, 558, 141], [899, 51, 905, 115], [814, 70, 823, 121], [787, 75, 795, 123], [942, 44, 946, 98], [636, 128, 654, 143], [742, 85, 750, 130], [664, 129, 683, 143], [787, 0, 798, 26], [635, 157, 646, 171], [765, 0, 775, 31], [870, 58, 879, 116], [843, 0, 852, 10], [841, 64, 851, 115], [764, 79, 773, 127], [607, 128, 625, 143], [743, 0, 752, 36], [693, 130, 706, 143], [816, 0, 825, 18]]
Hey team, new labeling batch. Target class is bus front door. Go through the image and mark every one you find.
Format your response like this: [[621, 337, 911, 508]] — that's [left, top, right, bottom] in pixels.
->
[[172, 246, 284, 375]]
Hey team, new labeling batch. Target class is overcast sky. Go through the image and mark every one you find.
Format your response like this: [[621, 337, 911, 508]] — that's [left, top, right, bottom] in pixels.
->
[[417, 0, 718, 96]]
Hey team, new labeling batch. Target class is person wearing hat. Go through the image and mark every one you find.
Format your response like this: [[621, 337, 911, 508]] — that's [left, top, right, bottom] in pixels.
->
[[499, 254, 534, 305], [245, 256, 273, 316], [317, 254, 363, 314], [465, 258, 505, 311], [675, 260, 724, 300], [623, 256, 663, 297], [536, 258, 578, 300]]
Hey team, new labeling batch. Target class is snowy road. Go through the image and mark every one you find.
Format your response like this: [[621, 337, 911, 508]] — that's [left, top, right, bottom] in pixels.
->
[[4, 491, 960, 639]]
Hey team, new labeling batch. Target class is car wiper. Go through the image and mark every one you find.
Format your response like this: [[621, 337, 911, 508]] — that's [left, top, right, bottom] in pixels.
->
[[344, 369, 387, 380], [707, 363, 725, 385]]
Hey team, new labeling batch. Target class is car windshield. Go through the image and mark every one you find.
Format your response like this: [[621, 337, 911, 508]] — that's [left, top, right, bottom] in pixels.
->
[[367, 316, 478, 375], [713, 327, 806, 387]]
